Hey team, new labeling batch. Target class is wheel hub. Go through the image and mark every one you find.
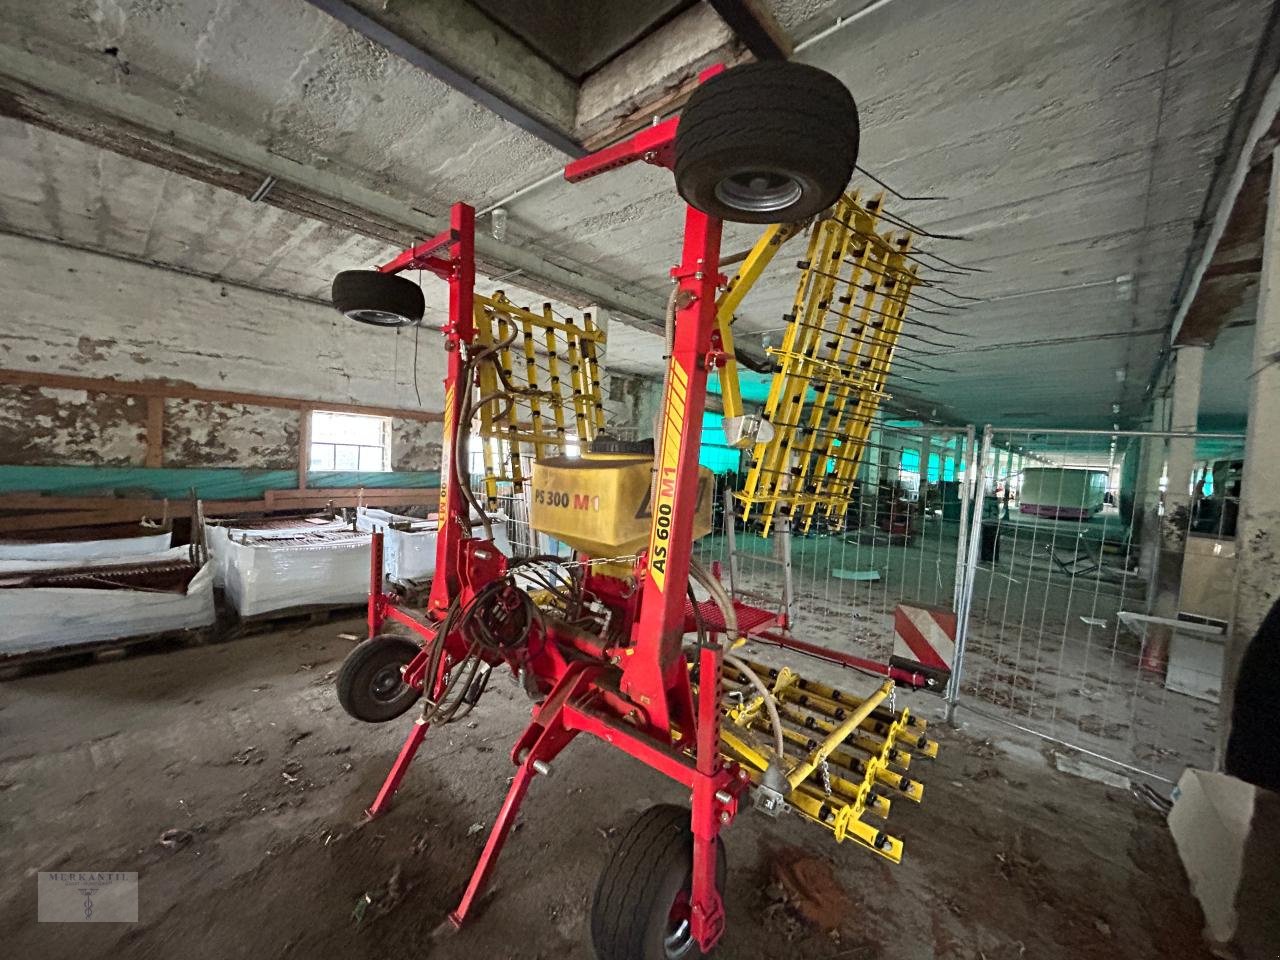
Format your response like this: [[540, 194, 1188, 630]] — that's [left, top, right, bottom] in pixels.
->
[[714, 170, 803, 214], [346, 308, 414, 327], [369, 664, 405, 701], [664, 889, 694, 959]]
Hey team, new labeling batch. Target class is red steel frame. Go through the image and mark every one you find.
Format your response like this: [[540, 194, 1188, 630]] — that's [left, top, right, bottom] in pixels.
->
[[356, 68, 744, 953], [352, 63, 933, 952]]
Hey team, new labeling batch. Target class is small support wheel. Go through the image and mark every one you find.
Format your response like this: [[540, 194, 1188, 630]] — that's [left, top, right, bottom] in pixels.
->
[[591, 804, 727, 960], [331, 270, 426, 327], [336, 634, 422, 722], [674, 61, 859, 224]]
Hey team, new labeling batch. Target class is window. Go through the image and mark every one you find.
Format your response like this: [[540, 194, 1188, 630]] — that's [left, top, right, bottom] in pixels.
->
[[309, 411, 392, 472]]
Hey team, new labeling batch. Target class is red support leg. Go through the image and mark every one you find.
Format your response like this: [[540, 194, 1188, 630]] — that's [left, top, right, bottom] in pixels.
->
[[365, 645, 451, 817], [367, 529, 384, 639], [689, 642, 726, 951], [449, 688, 581, 928], [367, 717, 428, 818], [447, 753, 539, 928]]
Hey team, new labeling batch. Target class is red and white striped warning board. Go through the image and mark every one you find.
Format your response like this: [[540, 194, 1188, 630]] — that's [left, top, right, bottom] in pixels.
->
[[893, 604, 957, 672]]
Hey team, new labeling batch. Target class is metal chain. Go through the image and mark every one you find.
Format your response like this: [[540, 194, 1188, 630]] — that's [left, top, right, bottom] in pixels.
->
[[559, 554, 640, 570], [820, 759, 833, 796]]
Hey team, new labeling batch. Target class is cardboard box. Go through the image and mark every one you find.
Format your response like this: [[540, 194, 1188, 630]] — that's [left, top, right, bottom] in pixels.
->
[[1167, 768, 1280, 957]]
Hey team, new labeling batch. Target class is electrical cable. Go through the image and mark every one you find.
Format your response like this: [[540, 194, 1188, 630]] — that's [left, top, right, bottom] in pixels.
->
[[688, 556, 787, 765]]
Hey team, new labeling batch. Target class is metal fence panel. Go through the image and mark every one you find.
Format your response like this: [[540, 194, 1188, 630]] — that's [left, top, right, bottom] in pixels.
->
[[695, 423, 976, 663], [948, 426, 1246, 783]]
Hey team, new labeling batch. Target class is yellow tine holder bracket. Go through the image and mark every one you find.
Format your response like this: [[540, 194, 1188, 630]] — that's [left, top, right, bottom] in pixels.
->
[[785, 680, 892, 791], [472, 303, 502, 507], [543, 316, 569, 449], [564, 316, 591, 443], [519, 315, 549, 460], [582, 312, 606, 438]]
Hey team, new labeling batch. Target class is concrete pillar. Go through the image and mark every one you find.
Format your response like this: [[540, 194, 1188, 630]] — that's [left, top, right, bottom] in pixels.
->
[[1137, 398, 1169, 600], [1227, 149, 1280, 702], [1144, 347, 1204, 671], [1165, 346, 1205, 529], [917, 432, 931, 502], [997, 446, 1012, 518]]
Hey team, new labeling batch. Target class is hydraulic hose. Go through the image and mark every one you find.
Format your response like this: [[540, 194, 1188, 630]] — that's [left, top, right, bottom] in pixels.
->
[[688, 557, 787, 765], [724, 653, 788, 767]]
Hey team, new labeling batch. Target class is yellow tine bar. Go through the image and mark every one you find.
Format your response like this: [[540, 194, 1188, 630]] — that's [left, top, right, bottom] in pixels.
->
[[736, 709, 924, 802], [721, 669, 933, 755], [581, 313, 606, 438], [741, 768, 903, 862], [519, 316, 548, 458], [738, 213, 830, 528], [741, 657, 931, 733], [759, 678, 934, 752], [542, 311, 568, 446], [564, 317, 591, 442], [720, 727, 777, 772], [473, 293, 603, 340], [786, 681, 893, 791], [766, 697, 918, 771]]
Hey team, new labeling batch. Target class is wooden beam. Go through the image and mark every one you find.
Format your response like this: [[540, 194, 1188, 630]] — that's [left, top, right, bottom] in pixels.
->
[[145, 395, 165, 468], [297, 407, 312, 490], [264, 487, 437, 505], [0, 489, 439, 533], [0, 367, 442, 423]]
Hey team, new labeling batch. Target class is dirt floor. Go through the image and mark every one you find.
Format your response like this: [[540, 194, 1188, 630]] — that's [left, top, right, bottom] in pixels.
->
[[0, 616, 1215, 960]]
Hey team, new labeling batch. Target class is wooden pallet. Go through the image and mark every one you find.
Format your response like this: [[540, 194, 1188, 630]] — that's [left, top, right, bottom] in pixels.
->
[[223, 602, 367, 638], [0, 625, 217, 679]]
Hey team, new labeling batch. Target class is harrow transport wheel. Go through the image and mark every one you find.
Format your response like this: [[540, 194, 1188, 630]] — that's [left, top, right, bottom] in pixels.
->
[[336, 635, 422, 722], [591, 804, 727, 960], [674, 61, 859, 224], [331, 269, 426, 326]]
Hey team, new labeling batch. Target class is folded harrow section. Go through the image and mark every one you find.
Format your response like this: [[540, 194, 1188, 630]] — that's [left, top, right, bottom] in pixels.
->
[[471, 292, 606, 504], [737, 192, 920, 536], [716, 657, 937, 862]]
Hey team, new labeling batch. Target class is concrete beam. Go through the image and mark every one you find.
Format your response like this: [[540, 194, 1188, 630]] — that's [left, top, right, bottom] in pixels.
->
[[575, 4, 745, 150], [0, 42, 669, 333], [706, 0, 794, 60], [1168, 5, 1280, 345], [303, 0, 583, 156]]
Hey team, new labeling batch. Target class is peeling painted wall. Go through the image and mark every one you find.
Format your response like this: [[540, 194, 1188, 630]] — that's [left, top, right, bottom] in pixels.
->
[[391, 418, 443, 472], [0, 232, 659, 475], [165, 400, 297, 469], [0, 232, 447, 476], [0, 384, 146, 465]]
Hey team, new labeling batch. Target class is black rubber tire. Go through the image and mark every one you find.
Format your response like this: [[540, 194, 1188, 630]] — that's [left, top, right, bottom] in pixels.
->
[[335, 634, 422, 722], [674, 61, 859, 224], [331, 269, 425, 326], [591, 804, 727, 960]]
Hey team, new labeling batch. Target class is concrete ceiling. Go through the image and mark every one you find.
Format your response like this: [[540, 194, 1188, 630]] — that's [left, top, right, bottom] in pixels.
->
[[0, 0, 1271, 430]]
